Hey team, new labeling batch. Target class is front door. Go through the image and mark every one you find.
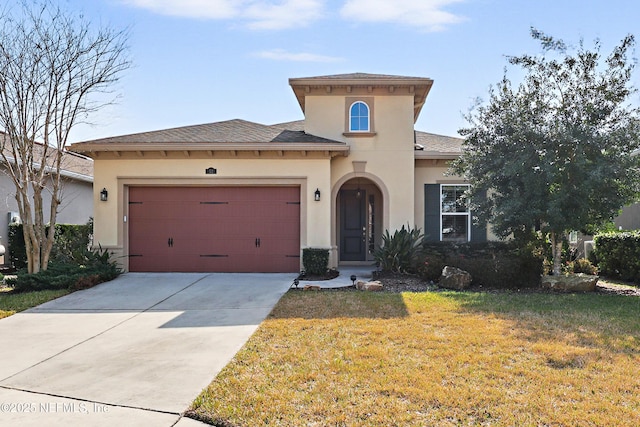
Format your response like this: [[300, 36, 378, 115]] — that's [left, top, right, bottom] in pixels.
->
[[340, 189, 367, 261]]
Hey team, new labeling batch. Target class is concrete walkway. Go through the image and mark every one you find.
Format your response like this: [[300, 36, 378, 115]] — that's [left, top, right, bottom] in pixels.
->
[[0, 273, 294, 426]]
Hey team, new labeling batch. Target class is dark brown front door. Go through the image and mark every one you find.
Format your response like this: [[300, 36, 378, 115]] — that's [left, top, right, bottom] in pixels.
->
[[340, 189, 367, 261], [128, 186, 300, 272]]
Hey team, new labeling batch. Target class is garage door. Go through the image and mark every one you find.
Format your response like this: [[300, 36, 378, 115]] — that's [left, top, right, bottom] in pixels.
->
[[128, 186, 300, 272]]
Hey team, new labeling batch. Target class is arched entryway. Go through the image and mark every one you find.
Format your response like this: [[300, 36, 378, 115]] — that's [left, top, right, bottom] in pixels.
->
[[332, 175, 387, 264]]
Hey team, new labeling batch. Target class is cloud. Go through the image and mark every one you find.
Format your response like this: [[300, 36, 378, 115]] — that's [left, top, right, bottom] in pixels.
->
[[120, 0, 238, 19], [340, 0, 466, 32], [254, 49, 343, 62], [120, 0, 325, 29], [245, 0, 325, 30]]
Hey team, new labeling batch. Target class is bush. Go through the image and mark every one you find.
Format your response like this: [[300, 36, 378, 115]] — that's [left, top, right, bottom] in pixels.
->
[[302, 248, 330, 276], [564, 258, 598, 275], [8, 223, 27, 270], [5, 246, 120, 293], [592, 231, 640, 282], [8, 220, 93, 269], [373, 225, 424, 273], [419, 241, 543, 288]]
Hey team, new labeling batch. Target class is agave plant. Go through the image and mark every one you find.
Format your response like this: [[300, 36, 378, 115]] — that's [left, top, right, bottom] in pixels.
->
[[373, 225, 424, 273]]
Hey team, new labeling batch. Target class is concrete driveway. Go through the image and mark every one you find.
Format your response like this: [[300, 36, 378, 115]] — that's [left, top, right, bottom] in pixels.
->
[[0, 272, 294, 426]]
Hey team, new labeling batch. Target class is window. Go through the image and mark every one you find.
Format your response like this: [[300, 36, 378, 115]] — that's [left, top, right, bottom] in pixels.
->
[[349, 101, 370, 132], [440, 184, 470, 242]]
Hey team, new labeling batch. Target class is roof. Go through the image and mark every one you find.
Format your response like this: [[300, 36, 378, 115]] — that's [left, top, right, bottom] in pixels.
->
[[288, 72, 433, 122], [70, 119, 349, 158], [271, 120, 463, 158], [74, 119, 340, 145], [0, 131, 93, 182], [414, 131, 464, 159]]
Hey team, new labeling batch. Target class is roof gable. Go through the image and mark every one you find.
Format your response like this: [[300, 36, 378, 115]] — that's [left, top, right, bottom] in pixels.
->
[[288, 72, 433, 122]]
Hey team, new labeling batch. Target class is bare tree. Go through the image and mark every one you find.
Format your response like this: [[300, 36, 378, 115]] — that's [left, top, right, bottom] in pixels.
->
[[0, 0, 130, 273]]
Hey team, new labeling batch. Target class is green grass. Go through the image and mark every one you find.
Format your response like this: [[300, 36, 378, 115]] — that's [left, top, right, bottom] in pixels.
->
[[188, 290, 640, 426], [0, 288, 69, 319]]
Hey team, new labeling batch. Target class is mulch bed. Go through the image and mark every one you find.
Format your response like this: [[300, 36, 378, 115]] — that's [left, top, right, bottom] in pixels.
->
[[293, 270, 640, 296]]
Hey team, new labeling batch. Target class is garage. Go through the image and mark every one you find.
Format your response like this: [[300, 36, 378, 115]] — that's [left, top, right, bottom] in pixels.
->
[[128, 186, 301, 272]]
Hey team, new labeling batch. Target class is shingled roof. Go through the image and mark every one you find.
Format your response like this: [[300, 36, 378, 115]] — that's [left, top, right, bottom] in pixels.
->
[[75, 119, 340, 145], [271, 120, 463, 157], [1, 132, 93, 181], [415, 131, 463, 157]]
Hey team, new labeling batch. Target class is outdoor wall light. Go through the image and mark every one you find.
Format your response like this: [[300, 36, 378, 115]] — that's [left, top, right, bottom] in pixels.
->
[[314, 188, 321, 201], [100, 188, 108, 202], [350, 275, 357, 285]]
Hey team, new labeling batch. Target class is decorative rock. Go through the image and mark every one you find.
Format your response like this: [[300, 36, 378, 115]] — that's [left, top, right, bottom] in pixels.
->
[[303, 285, 321, 291], [540, 274, 599, 292], [356, 280, 384, 291], [439, 266, 472, 290]]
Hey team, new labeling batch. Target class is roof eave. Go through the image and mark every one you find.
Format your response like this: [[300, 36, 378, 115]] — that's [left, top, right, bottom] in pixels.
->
[[415, 151, 461, 160], [70, 142, 350, 157], [289, 77, 433, 122]]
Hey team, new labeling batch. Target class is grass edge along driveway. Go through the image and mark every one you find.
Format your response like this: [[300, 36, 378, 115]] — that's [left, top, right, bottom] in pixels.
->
[[188, 290, 640, 426], [0, 288, 70, 319]]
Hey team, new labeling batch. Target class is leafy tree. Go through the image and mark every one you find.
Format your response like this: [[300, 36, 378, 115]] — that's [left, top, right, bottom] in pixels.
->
[[452, 29, 640, 275], [0, 1, 130, 273]]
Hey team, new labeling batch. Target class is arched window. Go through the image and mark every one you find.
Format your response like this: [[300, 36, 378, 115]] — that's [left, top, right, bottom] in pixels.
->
[[349, 101, 370, 132]]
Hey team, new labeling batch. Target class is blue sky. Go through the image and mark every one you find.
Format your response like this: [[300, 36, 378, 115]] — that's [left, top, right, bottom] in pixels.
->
[[62, 0, 639, 142]]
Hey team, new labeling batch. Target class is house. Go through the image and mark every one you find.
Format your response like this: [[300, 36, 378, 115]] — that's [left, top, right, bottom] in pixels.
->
[[69, 73, 487, 273], [0, 132, 94, 264]]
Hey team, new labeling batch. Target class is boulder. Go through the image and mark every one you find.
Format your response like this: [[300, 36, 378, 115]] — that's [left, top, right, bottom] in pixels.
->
[[303, 285, 321, 291], [439, 266, 472, 290], [356, 280, 384, 291], [541, 274, 599, 292]]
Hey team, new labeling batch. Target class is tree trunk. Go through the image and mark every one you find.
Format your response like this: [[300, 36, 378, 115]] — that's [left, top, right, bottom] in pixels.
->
[[550, 231, 564, 276]]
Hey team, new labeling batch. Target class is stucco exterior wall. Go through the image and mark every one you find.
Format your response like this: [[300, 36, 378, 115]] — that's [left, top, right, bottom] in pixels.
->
[[92, 155, 333, 270], [305, 94, 417, 231], [614, 203, 640, 230]]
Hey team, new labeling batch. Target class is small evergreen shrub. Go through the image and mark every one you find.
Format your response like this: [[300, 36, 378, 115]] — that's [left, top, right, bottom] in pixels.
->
[[373, 225, 424, 273], [302, 248, 330, 276], [8, 223, 27, 270], [6, 246, 120, 293], [564, 258, 598, 275]]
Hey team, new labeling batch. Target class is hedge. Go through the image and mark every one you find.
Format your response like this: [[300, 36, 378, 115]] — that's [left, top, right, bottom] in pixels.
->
[[8, 221, 92, 269], [420, 241, 543, 289], [592, 231, 640, 282]]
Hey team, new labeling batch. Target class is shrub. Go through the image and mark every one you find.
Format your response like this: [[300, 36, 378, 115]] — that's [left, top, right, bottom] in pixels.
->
[[302, 248, 330, 276], [564, 258, 598, 275], [8, 219, 93, 269], [374, 225, 424, 273], [6, 246, 120, 293], [419, 241, 543, 288], [592, 231, 640, 282], [8, 223, 27, 270]]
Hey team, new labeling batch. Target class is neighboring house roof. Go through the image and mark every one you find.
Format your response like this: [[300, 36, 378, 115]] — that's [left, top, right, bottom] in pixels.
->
[[71, 119, 349, 158], [0, 131, 93, 182], [414, 131, 464, 159], [288, 72, 433, 122]]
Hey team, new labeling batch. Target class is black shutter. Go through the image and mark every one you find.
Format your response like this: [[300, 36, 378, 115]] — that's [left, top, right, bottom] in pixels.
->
[[424, 184, 440, 242], [470, 190, 487, 242]]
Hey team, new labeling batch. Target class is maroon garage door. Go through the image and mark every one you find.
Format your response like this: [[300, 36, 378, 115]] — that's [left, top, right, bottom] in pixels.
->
[[128, 186, 300, 272]]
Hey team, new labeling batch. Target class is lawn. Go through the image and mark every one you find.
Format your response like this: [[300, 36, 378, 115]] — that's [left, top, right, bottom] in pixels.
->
[[188, 289, 640, 426], [0, 287, 69, 319]]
